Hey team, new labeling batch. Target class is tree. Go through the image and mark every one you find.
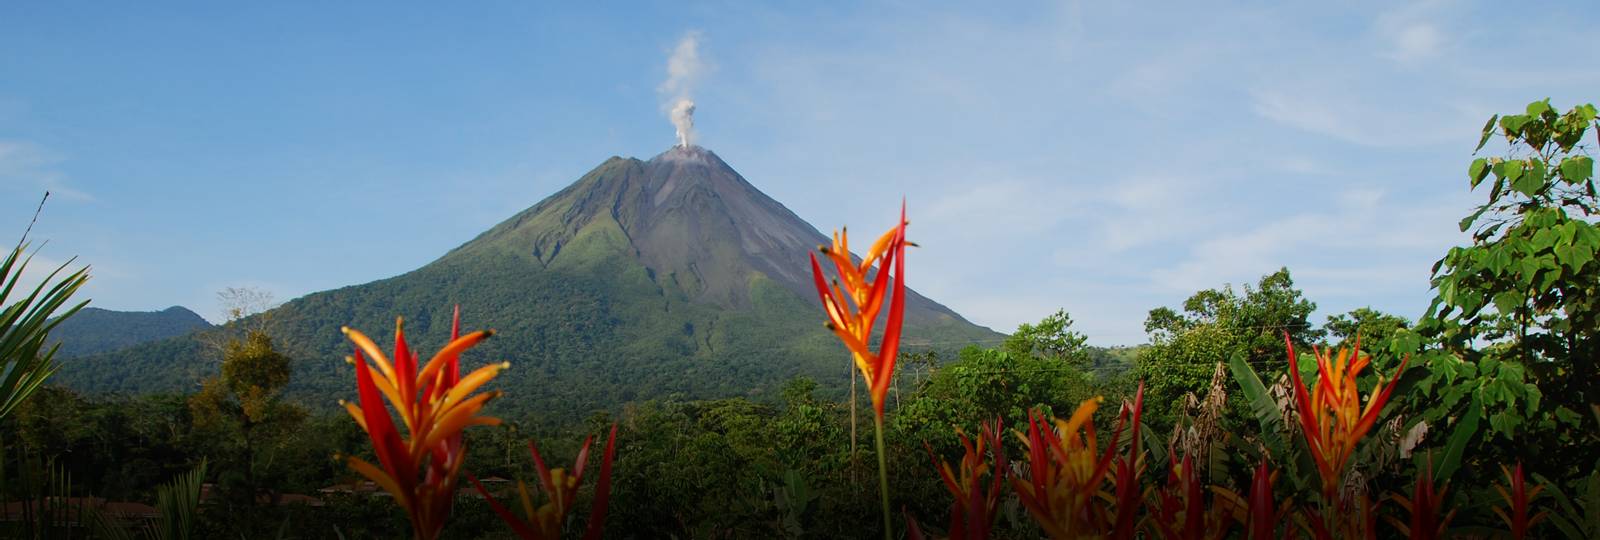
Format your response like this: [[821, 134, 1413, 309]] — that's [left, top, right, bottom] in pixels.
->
[[1415, 99, 1600, 484], [1002, 309, 1089, 363], [1324, 307, 1410, 347], [1137, 268, 1323, 428], [187, 330, 304, 504]]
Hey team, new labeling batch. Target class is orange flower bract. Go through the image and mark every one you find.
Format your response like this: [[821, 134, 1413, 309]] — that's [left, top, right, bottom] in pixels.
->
[[1284, 334, 1408, 502], [338, 306, 507, 540], [808, 204, 908, 419]]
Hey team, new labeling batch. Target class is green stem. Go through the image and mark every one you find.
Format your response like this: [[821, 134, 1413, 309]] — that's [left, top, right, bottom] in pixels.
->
[[874, 413, 891, 540]]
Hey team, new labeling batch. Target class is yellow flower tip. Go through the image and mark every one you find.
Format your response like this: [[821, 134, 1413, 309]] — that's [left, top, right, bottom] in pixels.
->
[[395, 316, 404, 328], [497, 361, 511, 370], [340, 326, 352, 334], [484, 329, 497, 338], [344, 356, 356, 365], [337, 399, 347, 406]]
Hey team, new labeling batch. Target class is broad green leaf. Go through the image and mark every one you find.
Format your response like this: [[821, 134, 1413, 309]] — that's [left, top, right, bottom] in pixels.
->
[[1527, 99, 1553, 117], [1533, 228, 1558, 251], [1501, 115, 1530, 141], [1477, 114, 1499, 151], [1572, 242, 1595, 272], [1459, 205, 1488, 232], [1492, 291, 1523, 315], [1560, 155, 1594, 184], [1469, 157, 1490, 187], [1435, 393, 1480, 483], [1227, 351, 1286, 456]]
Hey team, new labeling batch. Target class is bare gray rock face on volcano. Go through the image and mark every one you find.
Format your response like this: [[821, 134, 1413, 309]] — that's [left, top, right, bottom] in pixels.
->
[[450, 145, 974, 328]]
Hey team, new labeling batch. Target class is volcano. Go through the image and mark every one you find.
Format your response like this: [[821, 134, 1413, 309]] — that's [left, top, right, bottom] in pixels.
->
[[58, 147, 1000, 421]]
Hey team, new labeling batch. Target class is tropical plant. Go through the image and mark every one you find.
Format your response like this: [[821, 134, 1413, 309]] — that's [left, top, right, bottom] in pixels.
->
[[1536, 465, 1600, 540], [1385, 460, 1454, 540], [1212, 461, 1293, 540], [808, 204, 909, 539], [912, 419, 1006, 540], [1011, 388, 1144, 540], [1228, 335, 1408, 538], [1492, 462, 1547, 539], [337, 306, 507, 540], [90, 460, 209, 540], [1147, 453, 1231, 540], [1420, 99, 1600, 482], [469, 425, 617, 540], [1283, 335, 1408, 503], [0, 240, 89, 422]]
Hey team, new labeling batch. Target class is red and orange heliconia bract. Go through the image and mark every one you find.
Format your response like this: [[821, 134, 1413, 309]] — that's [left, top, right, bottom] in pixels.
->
[[1011, 384, 1144, 540], [922, 419, 1007, 540], [1150, 453, 1231, 540], [339, 306, 507, 540], [808, 203, 908, 419], [1283, 333, 1409, 502], [469, 425, 618, 540]]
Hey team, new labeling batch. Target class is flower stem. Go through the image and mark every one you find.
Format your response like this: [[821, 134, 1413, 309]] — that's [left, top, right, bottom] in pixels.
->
[[874, 413, 891, 540]]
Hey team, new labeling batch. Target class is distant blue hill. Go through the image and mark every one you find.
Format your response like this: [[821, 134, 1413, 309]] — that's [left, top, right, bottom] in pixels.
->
[[50, 306, 213, 358]]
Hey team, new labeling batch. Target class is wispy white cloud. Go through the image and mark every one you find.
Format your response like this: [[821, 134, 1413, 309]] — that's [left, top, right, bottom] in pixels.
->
[[0, 140, 92, 201]]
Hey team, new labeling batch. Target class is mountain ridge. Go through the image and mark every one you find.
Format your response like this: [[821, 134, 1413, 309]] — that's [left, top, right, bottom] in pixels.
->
[[50, 306, 213, 359], [55, 146, 1000, 422]]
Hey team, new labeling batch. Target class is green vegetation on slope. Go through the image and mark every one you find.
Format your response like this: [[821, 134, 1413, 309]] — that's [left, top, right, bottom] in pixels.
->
[[51, 306, 212, 358]]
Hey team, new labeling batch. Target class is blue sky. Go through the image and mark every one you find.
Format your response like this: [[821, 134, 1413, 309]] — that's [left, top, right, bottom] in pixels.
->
[[2, 1, 1596, 345]]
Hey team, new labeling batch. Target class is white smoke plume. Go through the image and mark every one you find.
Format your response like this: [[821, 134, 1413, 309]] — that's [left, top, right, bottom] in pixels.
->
[[660, 31, 703, 148]]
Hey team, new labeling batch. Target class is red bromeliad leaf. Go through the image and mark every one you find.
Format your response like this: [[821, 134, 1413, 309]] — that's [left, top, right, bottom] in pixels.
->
[[469, 473, 542, 539], [870, 211, 907, 417], [394, 318, 415, 416], [1351, 355, 1410, 443], [1247, 461, 1275, 540], [905, 509, 929, 540], [580, 424, 619, 540], [355, 348, 412, 493], [1110, 383, 1145, 540], [1494, 462, 1549, 539], [341, 308, 503, 540]]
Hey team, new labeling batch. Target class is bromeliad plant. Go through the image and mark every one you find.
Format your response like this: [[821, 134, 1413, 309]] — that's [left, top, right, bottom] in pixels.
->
[[1147, 454, 1232, 540], [1011, 385, 1145, 540], [469, 426, 618, 540], [1385, 460, 1454, 540], [1493, 463, 1548, 539], [1212, 461, 1294, 540], [809, 203, 909, 539], [914, 419, 1007, 540], [338, 307, 508, 540], [1284, 335, 1409, 503]]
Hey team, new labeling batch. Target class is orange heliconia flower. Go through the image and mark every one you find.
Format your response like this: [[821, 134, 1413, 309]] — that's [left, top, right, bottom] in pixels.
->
[[338, 307, 507, 540], [1284, 334, 1409, 502], [808, 204, 908, 418], [1011, 387, 1144, 540]]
